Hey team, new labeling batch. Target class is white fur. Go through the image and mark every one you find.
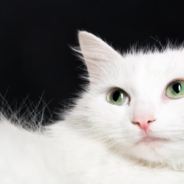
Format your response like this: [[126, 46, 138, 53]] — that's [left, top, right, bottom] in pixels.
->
[[1, 31, 184, 183]]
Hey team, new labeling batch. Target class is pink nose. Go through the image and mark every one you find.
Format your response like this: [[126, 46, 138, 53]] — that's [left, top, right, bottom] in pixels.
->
[[132, 116, 155, 131]]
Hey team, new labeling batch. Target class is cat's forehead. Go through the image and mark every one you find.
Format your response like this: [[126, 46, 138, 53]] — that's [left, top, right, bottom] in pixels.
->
[[102, 49, 184, 93], [120, 49, 184, 81]]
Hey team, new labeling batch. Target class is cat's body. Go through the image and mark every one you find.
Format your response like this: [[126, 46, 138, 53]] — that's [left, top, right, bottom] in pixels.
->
[[1, 117, 184, 184], [1, 31, 184, 183]]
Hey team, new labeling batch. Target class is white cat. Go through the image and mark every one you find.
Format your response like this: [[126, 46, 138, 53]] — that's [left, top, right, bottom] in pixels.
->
[[1, 31, 184, 184]]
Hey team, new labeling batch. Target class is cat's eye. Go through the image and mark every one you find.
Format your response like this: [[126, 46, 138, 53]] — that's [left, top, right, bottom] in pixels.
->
[[107, 88, 128, 105], [166, 80, 184, 99]]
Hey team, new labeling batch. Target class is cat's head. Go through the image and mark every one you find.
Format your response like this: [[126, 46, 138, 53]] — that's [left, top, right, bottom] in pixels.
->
[[73, 31, 184, 169]]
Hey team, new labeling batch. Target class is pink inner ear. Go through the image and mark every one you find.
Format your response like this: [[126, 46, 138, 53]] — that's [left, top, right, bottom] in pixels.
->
[[78, 31, 121, 77], [132, 114, 156, 131]]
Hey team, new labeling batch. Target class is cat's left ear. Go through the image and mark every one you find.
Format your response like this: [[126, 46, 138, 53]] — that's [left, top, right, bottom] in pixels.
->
[[77, 31, 121, 74]]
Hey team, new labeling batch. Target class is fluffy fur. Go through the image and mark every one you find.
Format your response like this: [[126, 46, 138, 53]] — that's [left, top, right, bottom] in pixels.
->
[[1, 31, 184, 183]]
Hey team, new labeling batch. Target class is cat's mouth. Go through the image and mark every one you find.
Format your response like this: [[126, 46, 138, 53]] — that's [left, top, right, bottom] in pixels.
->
[[142, 136, 168, 142], [137, 135, 169, 144]]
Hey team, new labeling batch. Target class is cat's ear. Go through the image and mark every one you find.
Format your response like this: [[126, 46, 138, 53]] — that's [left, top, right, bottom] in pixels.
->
[[78, 31, 121, 75]]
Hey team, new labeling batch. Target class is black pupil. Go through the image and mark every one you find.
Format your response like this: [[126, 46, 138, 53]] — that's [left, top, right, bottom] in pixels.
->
[[173, 83, 181, 93], [113, 90, 121, 101]]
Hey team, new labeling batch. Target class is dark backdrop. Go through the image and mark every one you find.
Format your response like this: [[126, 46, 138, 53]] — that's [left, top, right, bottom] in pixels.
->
[[0, 0, 184, 124]]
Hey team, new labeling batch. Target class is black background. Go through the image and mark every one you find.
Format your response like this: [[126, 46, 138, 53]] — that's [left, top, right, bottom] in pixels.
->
[[0, 0, 184, 124]]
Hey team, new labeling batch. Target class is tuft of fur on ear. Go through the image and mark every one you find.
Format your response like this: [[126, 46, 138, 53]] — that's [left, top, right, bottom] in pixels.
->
[[77, 31, 121, 77]]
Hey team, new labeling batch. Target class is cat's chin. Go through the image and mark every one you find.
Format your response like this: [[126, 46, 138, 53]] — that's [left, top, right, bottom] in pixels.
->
[[127, 135, 180, 169], [133, 135, 170, 155]]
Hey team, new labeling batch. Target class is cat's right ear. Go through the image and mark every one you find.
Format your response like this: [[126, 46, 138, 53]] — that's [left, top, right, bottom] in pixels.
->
[[77, 31, 121, 77]]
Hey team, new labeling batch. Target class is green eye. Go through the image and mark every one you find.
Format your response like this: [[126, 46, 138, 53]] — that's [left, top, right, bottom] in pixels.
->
[[166, 80, 184, 99], [107, 88, 128, 105]]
